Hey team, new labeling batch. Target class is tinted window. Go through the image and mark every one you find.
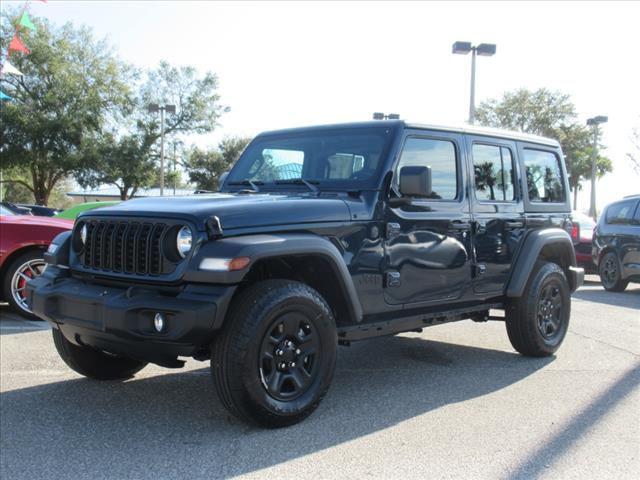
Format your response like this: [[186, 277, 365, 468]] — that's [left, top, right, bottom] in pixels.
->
[[227, 127, 391, 188], [397, 138, 458, 200], [0, 205, 15, 216], [523, 149, 565, 203], [634, 203, 640, 223], [606, 200, 637, 225], [473, 144, 515, 201]]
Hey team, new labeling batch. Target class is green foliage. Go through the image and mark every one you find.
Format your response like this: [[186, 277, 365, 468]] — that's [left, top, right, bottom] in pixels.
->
[[476, 88, 613, 208], [76, 132, 157, 200], [184, 136, 252, 191], [476, 88, 576, 137], [0, 13, 131, 205], [77, 61, 229, 199]]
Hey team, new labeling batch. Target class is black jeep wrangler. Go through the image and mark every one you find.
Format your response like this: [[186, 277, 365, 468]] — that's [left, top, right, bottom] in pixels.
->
[[28, 120, 584, 427]]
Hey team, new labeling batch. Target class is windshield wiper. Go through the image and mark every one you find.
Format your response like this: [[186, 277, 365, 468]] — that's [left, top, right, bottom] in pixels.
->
[[274, 178, 320, 194], [227, 179, 263, 192]]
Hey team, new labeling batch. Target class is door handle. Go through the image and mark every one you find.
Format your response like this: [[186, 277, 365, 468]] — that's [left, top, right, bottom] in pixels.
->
[[450, 221, 472, 230], [505, 220, 524, 229]]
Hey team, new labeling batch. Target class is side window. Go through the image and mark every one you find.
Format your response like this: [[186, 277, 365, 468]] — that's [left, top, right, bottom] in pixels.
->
[[472, 144, 516, 201], [523, 149, 566, 203], [634, 203, 640, 224], [397, 137, 458, 200], [606, 200, 636, 225]]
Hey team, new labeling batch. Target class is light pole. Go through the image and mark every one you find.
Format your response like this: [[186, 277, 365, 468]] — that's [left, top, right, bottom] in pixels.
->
[[586, 115, 608, 220], [452, 41, 496, 124], [148, 103, 176, 196]]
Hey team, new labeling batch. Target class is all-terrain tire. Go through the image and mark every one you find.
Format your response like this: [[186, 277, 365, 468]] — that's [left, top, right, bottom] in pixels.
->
[[506, 262, 571, 357], [211, 280, 337, 428], [599, 252, 629, 292], [52, 328, 147, 380]]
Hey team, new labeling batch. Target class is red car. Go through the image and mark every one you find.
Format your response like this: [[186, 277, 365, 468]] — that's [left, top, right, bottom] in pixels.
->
[[0, 206, 73, 319]]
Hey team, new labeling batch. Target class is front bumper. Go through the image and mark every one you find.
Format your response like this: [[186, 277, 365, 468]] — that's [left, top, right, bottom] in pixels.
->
[[568, 266, 585, 292], [26, 267, 235, 366]]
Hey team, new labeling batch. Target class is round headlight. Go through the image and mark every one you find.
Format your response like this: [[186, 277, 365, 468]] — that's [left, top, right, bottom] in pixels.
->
[[176, 226, 193, 258], [80, 224, 88, 245]]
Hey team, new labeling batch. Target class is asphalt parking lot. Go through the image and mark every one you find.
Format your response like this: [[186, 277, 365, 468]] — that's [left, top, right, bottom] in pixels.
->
[[1, 278, 638, 480]]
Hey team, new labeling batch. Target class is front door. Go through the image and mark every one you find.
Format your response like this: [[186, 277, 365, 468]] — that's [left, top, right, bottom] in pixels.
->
[[467, 137, 525, 295], [384, 131, 473, 306]]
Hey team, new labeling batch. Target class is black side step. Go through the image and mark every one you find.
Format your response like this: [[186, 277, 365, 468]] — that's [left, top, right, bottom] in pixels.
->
[[338, 303, 503, 342]]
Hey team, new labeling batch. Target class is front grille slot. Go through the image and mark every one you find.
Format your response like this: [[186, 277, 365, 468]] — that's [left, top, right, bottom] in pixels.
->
[[80, 219, 176, 277]]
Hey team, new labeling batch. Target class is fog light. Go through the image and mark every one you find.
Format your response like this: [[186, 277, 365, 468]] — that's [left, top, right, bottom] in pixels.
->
[[154, 313, 165, 333]]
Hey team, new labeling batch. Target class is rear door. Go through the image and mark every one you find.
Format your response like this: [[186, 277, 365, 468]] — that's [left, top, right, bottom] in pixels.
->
[[467, 136, 525, 295], [383, 130, 473, 306]]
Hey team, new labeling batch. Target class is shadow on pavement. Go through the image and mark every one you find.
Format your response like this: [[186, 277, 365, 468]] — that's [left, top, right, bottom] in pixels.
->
[[574, 285, 640, 310], [0, 305, 49, 336], [508, 362, 640, 479], [1, 336, 555, 478]]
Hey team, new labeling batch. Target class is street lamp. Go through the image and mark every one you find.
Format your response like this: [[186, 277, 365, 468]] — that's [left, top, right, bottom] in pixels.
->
[[147, 103, 176, 196], [586, 115, 608, 220], [452, 41, 496, 124]]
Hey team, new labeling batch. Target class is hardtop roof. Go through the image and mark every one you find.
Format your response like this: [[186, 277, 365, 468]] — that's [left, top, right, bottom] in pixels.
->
[[257, 120, 560, 148]]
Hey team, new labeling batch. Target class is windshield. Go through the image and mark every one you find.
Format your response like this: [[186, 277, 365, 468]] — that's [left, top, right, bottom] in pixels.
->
[[225, 126, 394, 190], [0, 205, 15, 216]]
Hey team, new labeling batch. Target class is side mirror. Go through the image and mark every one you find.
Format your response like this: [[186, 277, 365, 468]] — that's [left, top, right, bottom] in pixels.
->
[[218, 171, 229, 191], [399, 166, 432, 198]]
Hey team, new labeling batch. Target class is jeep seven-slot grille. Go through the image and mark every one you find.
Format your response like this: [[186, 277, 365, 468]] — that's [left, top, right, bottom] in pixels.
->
[[82, 220, 169, 275]]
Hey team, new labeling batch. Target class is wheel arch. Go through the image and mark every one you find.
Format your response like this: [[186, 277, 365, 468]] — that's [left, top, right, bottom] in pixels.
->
[[186, 233, 363, 328], [506, 228, 579, 297]]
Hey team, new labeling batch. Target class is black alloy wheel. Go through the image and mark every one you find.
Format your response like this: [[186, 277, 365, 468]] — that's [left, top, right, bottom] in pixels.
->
[[259, 313, 320, 401], [599, 252, 629, 292], [212, 279, 337, 428]]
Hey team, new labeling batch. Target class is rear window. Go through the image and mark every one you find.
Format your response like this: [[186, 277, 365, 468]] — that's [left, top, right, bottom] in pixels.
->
[[606, 200, 637, 225], [523, 149, 566, 203]]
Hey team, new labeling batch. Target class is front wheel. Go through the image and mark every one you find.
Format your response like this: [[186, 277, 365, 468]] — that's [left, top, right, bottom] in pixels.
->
[[52, 328, 147, 380], [506, 262, 571, 357], [211, 280, 337, 428]]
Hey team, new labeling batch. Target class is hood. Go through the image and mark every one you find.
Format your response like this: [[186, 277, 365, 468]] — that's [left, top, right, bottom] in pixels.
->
[[0, 214, 74, 229], [80, 193, 352, 231]]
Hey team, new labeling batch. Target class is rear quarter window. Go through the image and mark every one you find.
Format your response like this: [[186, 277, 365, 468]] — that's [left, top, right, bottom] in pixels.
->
[[606, 200, 637, 225], [523, 149, 566, 203]]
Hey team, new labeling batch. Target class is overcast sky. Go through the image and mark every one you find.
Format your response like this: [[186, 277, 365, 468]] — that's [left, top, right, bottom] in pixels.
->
[[8, 0, 640, 210]]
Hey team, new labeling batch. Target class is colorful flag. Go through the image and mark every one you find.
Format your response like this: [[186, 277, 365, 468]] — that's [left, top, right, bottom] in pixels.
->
[[8, 34, 30, 55], [0, 90, 12, 101], [19, 12, 37, 32], [1, 61, 24, 76]]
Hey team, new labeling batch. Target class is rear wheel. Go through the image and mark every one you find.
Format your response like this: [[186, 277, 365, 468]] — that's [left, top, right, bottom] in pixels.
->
[[52, 328, 147, 380], [599, 252, 629, 292], [506, 262, 571, 357], [2, 249, 47, 320], [211, 280, 337, 428]]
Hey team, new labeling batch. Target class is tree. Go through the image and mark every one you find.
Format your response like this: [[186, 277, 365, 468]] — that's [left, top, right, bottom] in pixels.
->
[[76, 61, 229, 199], [628, 125, 640, 175], [184, 136, 252, 191], [0, 14, 131, 205], [76, 131, 157, 200], [476, 88, 613, 209]]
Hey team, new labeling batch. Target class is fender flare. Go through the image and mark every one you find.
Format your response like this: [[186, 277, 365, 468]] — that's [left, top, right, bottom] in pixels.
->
[[185, 233, 363, 323], [506, 228, 578, 297]]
